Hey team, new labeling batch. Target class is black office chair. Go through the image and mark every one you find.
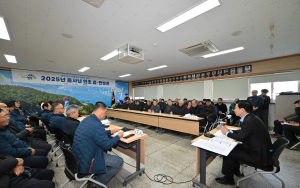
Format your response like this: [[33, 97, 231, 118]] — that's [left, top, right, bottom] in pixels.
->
[[51, 128, 65, 167], [236, 138, 289, 188], [59, 142, 107, 188], [66, 134, 74, 147]]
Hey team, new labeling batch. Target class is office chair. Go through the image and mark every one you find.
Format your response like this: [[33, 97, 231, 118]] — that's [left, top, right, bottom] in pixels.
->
[[59, 142, 107, 188], [290, 135, 300, 150], [51, 128, 65, 167], [236, 137, 289, 188]]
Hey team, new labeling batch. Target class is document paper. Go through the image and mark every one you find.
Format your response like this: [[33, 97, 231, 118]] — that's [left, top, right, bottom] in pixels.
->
[[192, 136, 238, 156]]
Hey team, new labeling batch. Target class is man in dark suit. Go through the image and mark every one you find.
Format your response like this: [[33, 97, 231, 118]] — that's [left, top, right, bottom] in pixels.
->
[[216, 100, 273, 185], [63, 104, 80, 136], [135, 101, 143, 111], [128, 99, 136, 110]]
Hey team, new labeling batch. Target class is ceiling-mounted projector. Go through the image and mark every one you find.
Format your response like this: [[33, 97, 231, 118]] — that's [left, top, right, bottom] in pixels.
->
[[82, 0, 105, 8]]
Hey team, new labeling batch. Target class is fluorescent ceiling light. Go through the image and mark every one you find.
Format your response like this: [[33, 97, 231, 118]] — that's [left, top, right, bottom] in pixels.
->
[[100, 50, 119, 61], [156, 0, 220, 32], [119, 74, 131, 78], [4, 54, 17, 63], [0, 17, 10, 40], [78, 67, 90, 72], [202, 47, 244, 58], [147, 65, 167, 71]]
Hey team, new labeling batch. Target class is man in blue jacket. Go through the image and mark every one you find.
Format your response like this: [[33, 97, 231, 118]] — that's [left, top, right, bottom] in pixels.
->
[[0, 108, 48, 169], [63, 104, 80, 136], [247, 90, 264, 117], [73, 101, 124, 187], [49, 102, 65, 130]]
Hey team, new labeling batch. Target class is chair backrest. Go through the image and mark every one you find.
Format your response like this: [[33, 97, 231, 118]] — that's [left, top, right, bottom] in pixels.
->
[[54, 128, 64, 141], [60, 142, 79, 180], [215, 106, 219, 121], [66, 134, 74, 147], [271, 138, 289, 168]]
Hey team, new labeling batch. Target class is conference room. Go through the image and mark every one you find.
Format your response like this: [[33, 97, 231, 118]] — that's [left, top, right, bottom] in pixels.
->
[[0, 0, 300, 188]]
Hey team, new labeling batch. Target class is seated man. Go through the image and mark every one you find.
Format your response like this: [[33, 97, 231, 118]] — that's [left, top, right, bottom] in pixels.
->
[[215, 98, 228, 119], [142, 100, 151, 111], [7, 102, 47, 141], [164, 100, 177, 114], [173, 98, 179, 107], [10, 101, 39, 127], [73, 102, 124, 186], [284, 120, 300, 149], [271, 100, 300, 138], [189, 100, 204, 117], [63, 104, 80, 136], [0, 108, 48, 169], [121, 100, 129, 109], [0, 153, 54, 188], [49, 102, 66, 130], [128, 99, 136, 110], [216, 100, 272, 185], [228, 98, 240, 125], [135, 101, 143, 111], [149, 100, 160, 113], [40, 103, 52, 115], [177, 100, 188, 116], [113, 100, 122, 109], [203, 99, 216, 122], [139, 99, 145, 108]]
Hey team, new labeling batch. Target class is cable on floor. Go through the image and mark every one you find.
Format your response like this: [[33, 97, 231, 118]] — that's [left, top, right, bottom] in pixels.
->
[[111, 151, 197, 185]]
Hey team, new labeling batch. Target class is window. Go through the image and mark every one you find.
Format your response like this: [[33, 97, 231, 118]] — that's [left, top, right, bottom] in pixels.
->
[[250, 82, 272, 97], [273, 81, 299, 99]]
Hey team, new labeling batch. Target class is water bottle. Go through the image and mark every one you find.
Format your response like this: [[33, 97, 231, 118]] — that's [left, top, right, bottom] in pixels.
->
[[127, 107, 129, 111], [152, 109, 154, 114], [170, 111, 173, 116], [159, 110, 161, 114]]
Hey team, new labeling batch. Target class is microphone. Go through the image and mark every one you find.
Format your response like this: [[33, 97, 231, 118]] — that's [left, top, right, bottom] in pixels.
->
[[221, 114, 232, 121]]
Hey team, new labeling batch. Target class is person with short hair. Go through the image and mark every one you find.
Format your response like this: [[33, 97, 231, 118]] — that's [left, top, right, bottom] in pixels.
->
[[216, 100, 272, 185], [215, 98, 228, 119], [143, 101, 152, 112], [203, 99, 216, 122], [189, 100, 204, 117], [139, 99, 144, 108], [177, 100, 189, 116], [283, 117, 300, 149], [164, 100, 177, 114], [228, 98, 240, 125], [128, 99, 136, 110], [73, 102, 124, 187], [247, 90, 264, 117], [183, 98, 188, 107], [49, 102, 66, 130], [124, 93, 130, 101], [149, 100, 160, 113], [271, 100, 300, 138], [173, 98, 179, 107], [113, 100, 122, 109], [135, 101, 143, 111], [63, 104, 80, 136], [121, 100, 129, 109], [158, 98, 166, 113], [260, 89, 271, 128], [0, 108, 49, 169], [202, 99, 207, 106]]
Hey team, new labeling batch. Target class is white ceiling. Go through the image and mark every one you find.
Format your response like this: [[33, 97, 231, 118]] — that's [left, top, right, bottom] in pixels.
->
[[0, 0, 299, 81]]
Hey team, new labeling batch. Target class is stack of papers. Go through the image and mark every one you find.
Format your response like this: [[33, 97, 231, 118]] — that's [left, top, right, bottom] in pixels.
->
[[101, 119, 111, 125], [112, 131, 132, 138], [184, 113, 198, 119], [192, 138, 237, 156]]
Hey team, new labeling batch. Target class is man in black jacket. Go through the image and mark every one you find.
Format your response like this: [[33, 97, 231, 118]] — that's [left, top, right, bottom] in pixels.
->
[[0, 153, 55, 188], [216, 100, 272, 185], [121, 100, 129, 109], [128, 99, 136, 110], [164, 100, 177, 114], [203, 99, 216, 122], [189, 100, 204, 117], [139, 99, 144, 108], [113, 100, 122, 109], [143, 100, 152, 111], [135, 101, 143, 111], [63, 104, 80, 136], [215, 98, 228, 119], [260, 89, 271, 128], [173, 98, 179, 107], [177, 100, 188, 116]]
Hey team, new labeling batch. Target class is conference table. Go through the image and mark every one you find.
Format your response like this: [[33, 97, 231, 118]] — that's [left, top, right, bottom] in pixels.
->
[[106, 108, 204, 135], [191, 125, 239, 188], [77, 116, 148, 186]]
